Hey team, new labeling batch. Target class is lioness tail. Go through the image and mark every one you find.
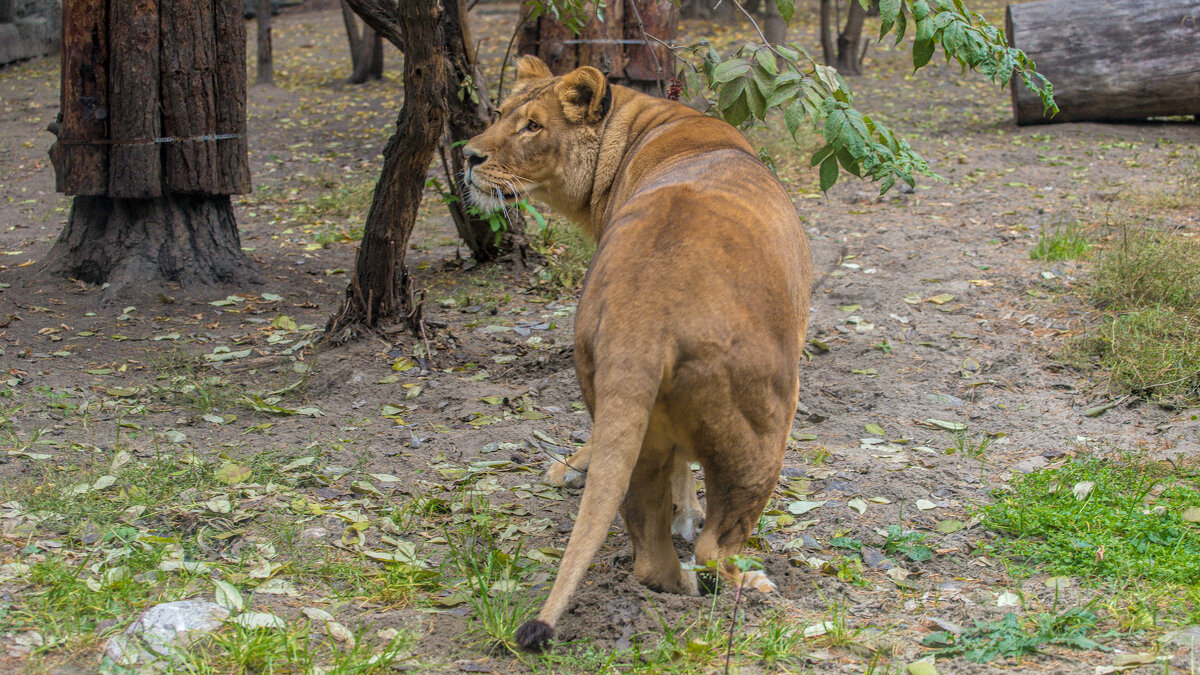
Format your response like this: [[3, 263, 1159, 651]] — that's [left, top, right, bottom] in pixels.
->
[[516, 367, 660, 651]]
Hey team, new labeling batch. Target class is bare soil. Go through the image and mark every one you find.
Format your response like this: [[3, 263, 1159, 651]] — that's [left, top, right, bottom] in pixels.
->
[[1, 3, 1198, 673]]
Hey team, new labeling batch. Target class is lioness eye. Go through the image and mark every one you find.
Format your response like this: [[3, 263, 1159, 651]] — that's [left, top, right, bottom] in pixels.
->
[[523, 120, 541, 132]]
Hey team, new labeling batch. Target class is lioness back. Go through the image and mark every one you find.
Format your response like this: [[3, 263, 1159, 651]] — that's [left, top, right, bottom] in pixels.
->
[[463, 56, 811, 652]]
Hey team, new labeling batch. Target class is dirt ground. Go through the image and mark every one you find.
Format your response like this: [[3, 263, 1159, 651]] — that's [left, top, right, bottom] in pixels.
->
[[1, 2, 1199, 673]]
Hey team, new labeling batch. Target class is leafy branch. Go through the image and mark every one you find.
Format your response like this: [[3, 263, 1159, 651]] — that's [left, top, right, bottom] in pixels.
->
[[522, 0, 1056, 194]]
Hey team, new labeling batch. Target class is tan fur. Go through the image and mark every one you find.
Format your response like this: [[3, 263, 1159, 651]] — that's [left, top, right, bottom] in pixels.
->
[[464, 56, 812, 648]]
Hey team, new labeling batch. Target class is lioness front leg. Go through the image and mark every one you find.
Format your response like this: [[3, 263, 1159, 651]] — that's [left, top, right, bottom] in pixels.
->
[[545, 441, 591, 488], [670, 452, 704, 543]]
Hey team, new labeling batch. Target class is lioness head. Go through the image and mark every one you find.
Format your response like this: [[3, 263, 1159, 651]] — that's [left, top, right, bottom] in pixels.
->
[[463, 56, 611, 224]]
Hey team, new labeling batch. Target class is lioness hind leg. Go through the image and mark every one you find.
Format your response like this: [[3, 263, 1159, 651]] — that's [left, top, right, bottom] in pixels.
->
[[545, 441, 591, 488], [622, 454, 698, 595], [693, 435, 784, 593]]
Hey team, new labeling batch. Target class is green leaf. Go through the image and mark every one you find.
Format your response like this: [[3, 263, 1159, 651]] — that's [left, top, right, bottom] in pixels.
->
[[819, 156, 839, 193], [809, 142, 836, 167], [913, 38, 935, 69], [755, 48, 778, 76], [717, 77, 748, 111], [213, 579, 244, 612], [774, 0, 794, 23], [216, 461, 252, 485], [893, 8, 908, 44], [785, 100, 806, 139], [724, 91, 751, 127], [878, 0, 900, 38], [711, 58, 751, 84]]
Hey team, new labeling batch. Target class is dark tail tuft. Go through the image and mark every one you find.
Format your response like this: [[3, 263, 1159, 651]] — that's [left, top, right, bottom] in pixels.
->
[[515, 619, 555, 652]]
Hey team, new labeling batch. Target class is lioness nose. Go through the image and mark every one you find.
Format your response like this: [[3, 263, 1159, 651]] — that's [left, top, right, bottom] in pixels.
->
[[463, 146, 486, 168]]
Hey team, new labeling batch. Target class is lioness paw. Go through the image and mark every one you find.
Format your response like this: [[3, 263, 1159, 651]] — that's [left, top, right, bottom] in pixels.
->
[[545, 460, 586, 488], [738, 570, 777, 594], [670, 509, 703, 543]]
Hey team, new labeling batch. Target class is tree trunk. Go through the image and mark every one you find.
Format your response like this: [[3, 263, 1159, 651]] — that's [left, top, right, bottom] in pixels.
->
[[835, 0, 867, 75], [342, 0, 384, 84], [819, 0, 836, 66], [440, 0, 505, 261], [624, 0, 676, 93], [46, 0, 257, 303], [108, 0, 160, 199], [256, 0, 274, 86], [1007, 0, 1200, 125], [51, 0, 108, 195], [42, 195, 261, 301], [325, 0, 446, 341], [679, 0, 736, 21], [763, 0, 786, 47]]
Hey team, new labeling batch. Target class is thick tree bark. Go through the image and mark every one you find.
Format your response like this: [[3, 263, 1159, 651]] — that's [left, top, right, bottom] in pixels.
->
[[325, 0, 446, 341], [46, 0, 257, 302], [624, 1, 675, 88], [51, 0, 108, 195], [108, 0, 160, 198], [1007, 0, 1200, 125], [214, 0, 250, 194], [42, 195, 261, 301], [342, 1, 384, 85], [256, 0, 274, 85]]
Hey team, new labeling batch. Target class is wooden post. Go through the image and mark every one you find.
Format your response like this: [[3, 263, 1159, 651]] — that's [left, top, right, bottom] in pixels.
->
[[52, 0, 108, 195], [623, 1, 677, 86], [108, 0, 161, 198], [1008, 0, 1200, 125], [256, 0, 274, 86]]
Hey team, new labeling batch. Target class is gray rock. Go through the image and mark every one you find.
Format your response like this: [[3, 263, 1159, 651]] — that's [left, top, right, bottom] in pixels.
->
[[1164, 626, 1200, 649], [104, 600, 228, 669], [1013, 456, 1049, 473], [861, 546, 894, 570]]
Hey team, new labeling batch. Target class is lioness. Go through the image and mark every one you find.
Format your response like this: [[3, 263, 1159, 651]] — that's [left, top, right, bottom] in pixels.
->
[[463, 56, 812, 652]]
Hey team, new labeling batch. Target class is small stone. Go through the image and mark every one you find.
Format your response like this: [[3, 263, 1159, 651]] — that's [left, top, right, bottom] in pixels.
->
[[861, 546, 894, 570], [1013, 456, 1048, 473], [300, 526, 329, 541], [104, 600, 229, 667]]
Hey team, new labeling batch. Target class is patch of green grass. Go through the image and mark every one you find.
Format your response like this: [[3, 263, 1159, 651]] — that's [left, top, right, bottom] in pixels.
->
[[442, 497, 543, 653], [924, 609, 1105, 663], [1072, 225, 1200, 403], [1091, 227, 1200, 312], [1077, 306, 1200, 401], [980, 454, 1200, 588], [1030, 220, 1091, 261], [4, 542, 202, 658], [150, 351, 248, 414], [173, 619, 416, 674], [528, 219, 594, 298]]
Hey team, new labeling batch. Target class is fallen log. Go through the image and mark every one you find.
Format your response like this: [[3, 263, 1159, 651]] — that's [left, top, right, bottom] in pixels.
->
[[1007, 0, 1200, 125]]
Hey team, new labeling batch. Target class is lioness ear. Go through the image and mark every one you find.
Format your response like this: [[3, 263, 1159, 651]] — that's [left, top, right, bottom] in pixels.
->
[[557, 66, 611, 124], [515, 55, 552, 82]]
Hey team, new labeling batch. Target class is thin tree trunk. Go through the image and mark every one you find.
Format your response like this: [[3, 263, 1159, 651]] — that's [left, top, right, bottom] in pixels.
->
[[440, 0, 503, 261], [763, 0, 786, 46], [325, 0, 446, 341], [257, 0, 274, 86], [836, 0, 867, 75], [819, 0, 836, 65], [343, 0, 385, 84]]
